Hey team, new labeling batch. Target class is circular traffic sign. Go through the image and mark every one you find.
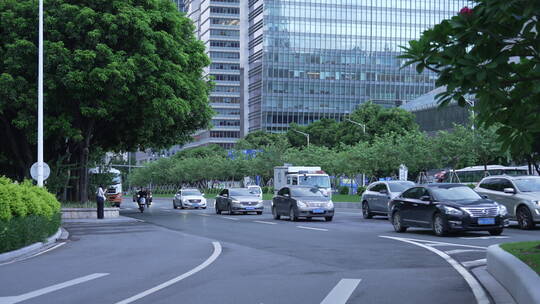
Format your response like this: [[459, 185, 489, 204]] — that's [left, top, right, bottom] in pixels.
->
[[30, 162, 51, 181]]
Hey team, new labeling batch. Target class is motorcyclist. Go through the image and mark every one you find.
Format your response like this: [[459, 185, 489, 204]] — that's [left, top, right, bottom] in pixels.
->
[[137, 188, 148, 204]]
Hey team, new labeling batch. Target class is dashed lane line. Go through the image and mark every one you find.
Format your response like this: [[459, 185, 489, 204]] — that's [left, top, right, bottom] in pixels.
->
[[297, 226, 329, 232], [253, 220, 276, 225], [114, 242, 222, 304], [222, 217, 239, 221], [320, 279, 362, 304], [380, 236, 489, 304], [0, 273, 109, 304]]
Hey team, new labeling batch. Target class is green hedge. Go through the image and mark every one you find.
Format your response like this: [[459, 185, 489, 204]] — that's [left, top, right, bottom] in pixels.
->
[[0, 177, 61, 253]]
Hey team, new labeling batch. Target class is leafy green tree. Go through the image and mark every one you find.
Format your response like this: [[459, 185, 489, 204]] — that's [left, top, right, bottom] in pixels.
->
[[400, 0, 540, 159], [0, 0, 212, 201], [235, 131, 289, 150], [337, 102, 419, 145], [432, 125, 477, 169]]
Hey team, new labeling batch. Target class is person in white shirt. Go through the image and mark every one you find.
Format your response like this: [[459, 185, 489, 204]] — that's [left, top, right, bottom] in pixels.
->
[[96, 185, 106, 219]]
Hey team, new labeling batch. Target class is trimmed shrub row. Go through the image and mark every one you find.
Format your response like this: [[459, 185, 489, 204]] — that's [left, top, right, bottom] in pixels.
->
[[0, 177, 61, 253]]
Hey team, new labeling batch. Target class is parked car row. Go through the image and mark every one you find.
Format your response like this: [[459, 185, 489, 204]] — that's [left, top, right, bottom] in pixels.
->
[[361, 175, 540, 236]]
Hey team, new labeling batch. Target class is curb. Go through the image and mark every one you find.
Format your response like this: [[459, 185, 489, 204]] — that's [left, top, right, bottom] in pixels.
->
[[487, 244, 540, 304], [0, 227, 67, 263]]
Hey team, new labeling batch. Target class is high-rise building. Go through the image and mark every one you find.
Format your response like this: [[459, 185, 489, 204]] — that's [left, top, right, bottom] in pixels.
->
[[242, 0, 468, 132], [184, 0, 242, 149], [172, 0, 187, 12]]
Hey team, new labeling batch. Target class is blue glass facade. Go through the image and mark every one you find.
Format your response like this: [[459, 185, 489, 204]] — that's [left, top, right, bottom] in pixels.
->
[[246, 0, 468, 132]]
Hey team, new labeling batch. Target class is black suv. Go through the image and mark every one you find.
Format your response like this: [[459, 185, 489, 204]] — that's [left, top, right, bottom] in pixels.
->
[[389, 183, 509, 236]]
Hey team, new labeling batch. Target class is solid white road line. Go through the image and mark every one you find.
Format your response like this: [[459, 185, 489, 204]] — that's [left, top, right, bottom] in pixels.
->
[[391, 237, 487, 250], [0, 273, 109, 304], [462, 259, 487, 268], [297, 226, 328, 232], [198, 214, 211, 217], [0, 242, 67, 267], [114, 242, 222, 304], [222, 217, 239, 221], [320, 279, 361, 304], [444, 249, 486, 255], [253, 220, 276, 225], [460, 236, 509, 240], [380, 236, 489, 304]]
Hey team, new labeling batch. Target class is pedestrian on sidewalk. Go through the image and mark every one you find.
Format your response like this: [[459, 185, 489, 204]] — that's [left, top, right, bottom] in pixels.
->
[[96, 185, 106, 219]]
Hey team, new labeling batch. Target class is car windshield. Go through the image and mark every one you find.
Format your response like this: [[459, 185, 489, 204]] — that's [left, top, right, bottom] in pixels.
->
[[230, 189, 257, 196], [431, 186, 482, 201], [298, 175, 331, 188], [514, 178, 540, 192], [183, 191, 201, 196], [249, 187, 261, 194], [291, 188, 325, 197], [388, 182, 415, 192]]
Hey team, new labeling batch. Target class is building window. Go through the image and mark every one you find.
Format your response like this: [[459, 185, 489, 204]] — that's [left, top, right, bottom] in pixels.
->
[[211, 74, 240, 81], [210, 40, 240, 48], [209, 51, 240, 59], [210, 96, 240, 103], [210, 18, 239, 26], [210, 7, 239, 15]]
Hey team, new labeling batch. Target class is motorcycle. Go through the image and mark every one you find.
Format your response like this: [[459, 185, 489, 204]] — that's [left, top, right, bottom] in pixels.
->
[[138, 197, 146, 213], [146, 192, 152, 208]]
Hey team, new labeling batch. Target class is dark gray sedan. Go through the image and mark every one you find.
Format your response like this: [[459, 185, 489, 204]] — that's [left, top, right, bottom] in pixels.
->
[[215, 188, 264, 215], [272, 186, 334, 221]]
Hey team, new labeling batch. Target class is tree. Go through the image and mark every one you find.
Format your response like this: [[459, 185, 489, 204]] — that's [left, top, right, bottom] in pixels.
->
[[337, 102, 419, 145], [235, 131, 289, 150], [400, 0, 540, 159], [0, 0, 212, 201]]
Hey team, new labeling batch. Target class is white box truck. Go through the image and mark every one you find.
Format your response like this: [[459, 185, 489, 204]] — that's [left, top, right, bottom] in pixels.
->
[[274, 166, 332, 197]]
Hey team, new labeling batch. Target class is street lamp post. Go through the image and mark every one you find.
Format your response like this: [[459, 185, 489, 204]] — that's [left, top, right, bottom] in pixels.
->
[[292, 129, 309, 147], [37, 0, 44, 187], [345, 118, 366, 134]]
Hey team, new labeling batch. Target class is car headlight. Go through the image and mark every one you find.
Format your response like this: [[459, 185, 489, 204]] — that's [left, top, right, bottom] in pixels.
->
[[257, 200, 263, 205], [327, 201, 334, 209], [443, 206, 463, 216], [297, 201, 307, 207], [232, 200, 241, 205], [320, 189, 329, 197], [498, 204, 508, 216]]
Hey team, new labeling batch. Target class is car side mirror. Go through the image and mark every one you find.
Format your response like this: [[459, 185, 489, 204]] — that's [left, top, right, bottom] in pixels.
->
[[503, 188, 515, 194], [420, 195, 431, 202]]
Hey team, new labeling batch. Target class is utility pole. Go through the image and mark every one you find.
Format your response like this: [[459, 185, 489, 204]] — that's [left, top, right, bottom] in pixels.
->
[[37, 0, 44, 187], [292, 129, 309, 147], [345, 118, 366, 133]]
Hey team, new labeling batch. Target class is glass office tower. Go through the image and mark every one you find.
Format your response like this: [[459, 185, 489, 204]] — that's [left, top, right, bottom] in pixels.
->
[[243, 0, 467, 132]]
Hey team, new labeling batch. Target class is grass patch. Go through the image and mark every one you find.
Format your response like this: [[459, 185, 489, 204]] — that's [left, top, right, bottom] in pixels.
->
[[61, 201, 113, 208], [500, 241, 540, 275], [331, 194, 361, 202]]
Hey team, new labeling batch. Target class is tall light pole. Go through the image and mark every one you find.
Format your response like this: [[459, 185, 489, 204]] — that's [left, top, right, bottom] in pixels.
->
[[292, 129, 309, 147], [345, 118, 366, 134], [37, 0, 44, 187]]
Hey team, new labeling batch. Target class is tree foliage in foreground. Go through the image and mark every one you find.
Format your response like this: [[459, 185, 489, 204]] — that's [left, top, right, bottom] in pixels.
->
[[0, 0, 212, 201], [400, 0, 540, 160]]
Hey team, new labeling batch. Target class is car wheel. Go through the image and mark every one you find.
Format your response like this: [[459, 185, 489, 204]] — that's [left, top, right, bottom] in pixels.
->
[[289, 207, 298, 222], [325, 216, 333, 222], [392, 211, 407, 232], [362, 201, 373, 219], [173, 204, 177, 209], [489, 228, 503, 236], [433, 213, 449, 237], [180, 204, 185, 209], [215, 206, 221, 215], [202, 207, 207, 209], [257, 211, 263, 215], [517, 206, 535, 230], [272, 206, 280, 220], [228, 204, 234, 215]]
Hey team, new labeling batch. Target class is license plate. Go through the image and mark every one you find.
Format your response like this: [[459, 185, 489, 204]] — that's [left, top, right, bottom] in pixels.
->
[[192, 203, 199, 207], [312, 209, 325, 214], [478, 218, 495, 225], [245, 207, 255, 210]]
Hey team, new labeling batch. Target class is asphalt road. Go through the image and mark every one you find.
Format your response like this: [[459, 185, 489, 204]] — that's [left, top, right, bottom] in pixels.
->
[[1, 197, 538, 304]]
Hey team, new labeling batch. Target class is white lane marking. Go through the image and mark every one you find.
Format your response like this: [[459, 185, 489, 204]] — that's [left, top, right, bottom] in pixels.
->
[[380, 236, 489, 304], [114, 242, 222, 304], [444, 249, 485, 255], [0, 273, 109, 304], [222, 217, 239, 221], [462, 259, 487, 268], [198, 214, 211, 217], [253, 220, 276, 225], [0, 243, 67, 267], [460, 236, 509, 240], [320, 279, 361, 304], [297, 226, 328, 232], [390, 237, 486, 250]]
